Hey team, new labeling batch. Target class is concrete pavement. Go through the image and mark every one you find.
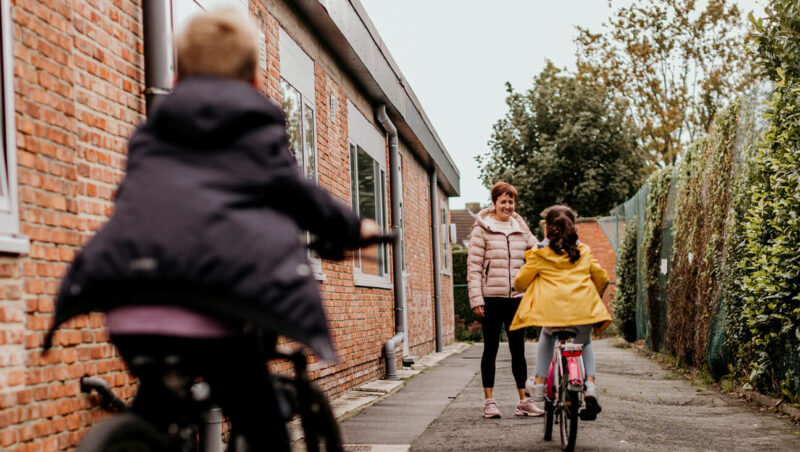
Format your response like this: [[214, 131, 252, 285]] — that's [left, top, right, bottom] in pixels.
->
[[335, 338, 800, 451]]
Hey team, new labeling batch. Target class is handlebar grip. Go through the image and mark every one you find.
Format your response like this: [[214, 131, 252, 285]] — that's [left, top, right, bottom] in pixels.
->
[[356, 231, 399, 247], [309, 230, 399, 261]]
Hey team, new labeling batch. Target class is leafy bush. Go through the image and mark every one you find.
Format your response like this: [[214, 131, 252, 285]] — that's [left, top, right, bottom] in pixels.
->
[[614, 221, 638, 342], [737, 0, 800, 398], [452, 246, 482, 342]]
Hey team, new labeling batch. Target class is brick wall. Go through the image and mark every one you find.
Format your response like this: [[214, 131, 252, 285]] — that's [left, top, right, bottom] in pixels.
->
[[0, 1, 455, 448], [1, 0, 145, 449], [575, 220, 617, 308]]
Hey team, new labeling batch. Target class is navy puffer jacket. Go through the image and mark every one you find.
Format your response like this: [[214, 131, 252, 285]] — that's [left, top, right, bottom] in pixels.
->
[[46, 77, 361, 361]]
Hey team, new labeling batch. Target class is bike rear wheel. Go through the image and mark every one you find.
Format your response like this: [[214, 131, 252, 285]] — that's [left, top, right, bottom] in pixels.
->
[[77, 413, 170, 452], [559, 390, 579, 451]]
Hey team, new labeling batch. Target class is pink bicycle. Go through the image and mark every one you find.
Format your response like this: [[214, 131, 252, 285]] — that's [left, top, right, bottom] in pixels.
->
[[543, 327, 594, 451]]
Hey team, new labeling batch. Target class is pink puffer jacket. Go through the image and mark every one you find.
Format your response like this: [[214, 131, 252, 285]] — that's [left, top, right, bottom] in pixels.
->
[[467, 208, 538, 308]]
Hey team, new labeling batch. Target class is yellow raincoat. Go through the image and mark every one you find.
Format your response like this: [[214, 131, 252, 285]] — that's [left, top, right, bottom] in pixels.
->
[[510, 243, 611, 334]]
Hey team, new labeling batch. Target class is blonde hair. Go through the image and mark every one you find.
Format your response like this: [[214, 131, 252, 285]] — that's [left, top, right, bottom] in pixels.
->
[[175, 8, 258, 82]]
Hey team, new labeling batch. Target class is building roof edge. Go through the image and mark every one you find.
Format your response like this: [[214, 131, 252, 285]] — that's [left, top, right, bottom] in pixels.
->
[[294, 0, 460, 196]]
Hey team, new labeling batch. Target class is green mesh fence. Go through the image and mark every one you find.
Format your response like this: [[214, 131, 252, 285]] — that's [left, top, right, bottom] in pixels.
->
[[597, 215, 624, 255], [611, 84, 772, 363]]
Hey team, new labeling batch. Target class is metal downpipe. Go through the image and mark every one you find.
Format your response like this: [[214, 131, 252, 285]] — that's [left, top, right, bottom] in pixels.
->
[[377, 105, 407, 380], [429, 168, 443, 352], [143, 0, 174, 115]]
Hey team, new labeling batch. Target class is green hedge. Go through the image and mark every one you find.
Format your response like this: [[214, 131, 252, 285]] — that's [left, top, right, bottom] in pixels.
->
[[613, 221, 638, 342], [737, 0, 800, 399], [452, 246, 482, 341]]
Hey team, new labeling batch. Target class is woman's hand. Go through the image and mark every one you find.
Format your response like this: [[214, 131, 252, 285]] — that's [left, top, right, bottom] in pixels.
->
[[360, 219, 380, 240], [472, 305, 485, 317]]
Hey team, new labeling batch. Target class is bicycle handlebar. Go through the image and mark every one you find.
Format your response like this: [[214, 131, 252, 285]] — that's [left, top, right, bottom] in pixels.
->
[[80, 376, 128, 412], [309, 231, 398, 261]]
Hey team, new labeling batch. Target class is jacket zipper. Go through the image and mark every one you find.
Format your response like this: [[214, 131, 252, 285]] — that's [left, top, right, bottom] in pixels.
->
[[507, 235, 512, 297]]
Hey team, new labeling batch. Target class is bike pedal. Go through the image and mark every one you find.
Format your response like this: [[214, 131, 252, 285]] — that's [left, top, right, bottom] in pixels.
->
[[579, 411, 597, 421]]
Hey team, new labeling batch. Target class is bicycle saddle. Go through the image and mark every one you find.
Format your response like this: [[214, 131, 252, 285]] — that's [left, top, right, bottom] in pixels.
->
[[550, 327, 578, 341]]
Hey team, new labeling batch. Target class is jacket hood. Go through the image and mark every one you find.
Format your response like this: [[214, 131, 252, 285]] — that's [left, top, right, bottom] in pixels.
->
[[474, 207, 531, 235], [149, 76, 283, 149], [529, 243, 589, 269]]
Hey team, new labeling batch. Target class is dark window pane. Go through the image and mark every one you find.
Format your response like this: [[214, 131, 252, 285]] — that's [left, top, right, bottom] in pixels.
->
[[303, 103, 315, 179], [357, 147, 376, 221]]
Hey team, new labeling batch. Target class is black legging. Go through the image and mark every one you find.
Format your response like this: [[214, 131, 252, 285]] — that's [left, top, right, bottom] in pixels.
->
[[480, 297, 527, 389]]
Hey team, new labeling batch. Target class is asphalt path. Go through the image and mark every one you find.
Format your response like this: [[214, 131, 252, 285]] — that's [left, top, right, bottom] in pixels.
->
[[341, 339, 800, 451]]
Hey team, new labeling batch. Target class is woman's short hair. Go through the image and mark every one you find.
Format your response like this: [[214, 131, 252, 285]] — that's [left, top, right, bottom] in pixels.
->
[[175, 8, 259, 83], [490, 182, 518, 203]]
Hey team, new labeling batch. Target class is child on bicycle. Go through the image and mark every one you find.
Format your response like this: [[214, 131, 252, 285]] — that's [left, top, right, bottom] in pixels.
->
[[510, 205, 611, 416], [46, 8, 377, 450]]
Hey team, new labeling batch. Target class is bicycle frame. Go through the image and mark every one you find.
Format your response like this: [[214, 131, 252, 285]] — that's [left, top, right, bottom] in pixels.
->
[[546, 342, 586, 401], [543, 331, 586, 451]]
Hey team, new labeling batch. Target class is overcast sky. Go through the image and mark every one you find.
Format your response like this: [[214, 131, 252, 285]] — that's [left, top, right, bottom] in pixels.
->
[[359, 0, 765, 210]]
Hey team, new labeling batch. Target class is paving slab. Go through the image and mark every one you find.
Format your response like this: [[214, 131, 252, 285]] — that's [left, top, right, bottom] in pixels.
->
[[339, 342, 481, 445]]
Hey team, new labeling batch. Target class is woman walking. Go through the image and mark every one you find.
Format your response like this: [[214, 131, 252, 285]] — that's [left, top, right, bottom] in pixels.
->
[[467, 182, 542, 418]]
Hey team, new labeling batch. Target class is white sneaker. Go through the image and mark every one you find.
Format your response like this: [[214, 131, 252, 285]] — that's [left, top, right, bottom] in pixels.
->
[[584, 381, 602, 414], [526, 377, 546, 404]]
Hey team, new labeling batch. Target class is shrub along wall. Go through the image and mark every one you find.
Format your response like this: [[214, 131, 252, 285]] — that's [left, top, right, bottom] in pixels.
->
[[452, 246, 482, 341]]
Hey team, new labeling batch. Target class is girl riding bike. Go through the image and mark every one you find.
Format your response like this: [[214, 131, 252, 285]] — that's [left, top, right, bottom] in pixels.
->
[[510, 205, 611, 416]]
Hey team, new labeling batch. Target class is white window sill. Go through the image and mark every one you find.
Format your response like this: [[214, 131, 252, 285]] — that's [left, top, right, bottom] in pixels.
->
[[0, 234, 29, 254], [353, 272, 392, 290]]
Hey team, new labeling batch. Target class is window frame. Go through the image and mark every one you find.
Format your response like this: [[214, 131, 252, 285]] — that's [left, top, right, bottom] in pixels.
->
[[0, 0, 28, 254], [440, 201, 450, 275], [347, 100, 391, 289], [278, 30, 324, 279], [349, 142, 391, 289]]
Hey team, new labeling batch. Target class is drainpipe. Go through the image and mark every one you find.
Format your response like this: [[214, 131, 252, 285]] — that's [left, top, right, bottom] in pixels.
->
[[143, 0, 174, 115], [429, 168, 443, 352], [377, 105, 407, 380]]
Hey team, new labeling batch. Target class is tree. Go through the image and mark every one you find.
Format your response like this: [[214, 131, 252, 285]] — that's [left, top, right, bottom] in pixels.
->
[[575, 0, 755, 167], [478, 63, 646, 225]]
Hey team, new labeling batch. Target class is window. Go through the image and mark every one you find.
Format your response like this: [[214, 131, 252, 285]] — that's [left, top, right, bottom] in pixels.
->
[[279, 30, 321, 273], [0, 0, 28, 253], [348, 101, 390, 288], [280, 79, 316, 180], [350, 144, 389, 279], [441, 203, 450, 273]]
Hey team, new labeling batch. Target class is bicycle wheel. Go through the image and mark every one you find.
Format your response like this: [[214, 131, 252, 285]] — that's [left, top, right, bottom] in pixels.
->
[[558, 390, 579, 452], [543, 400, 554, 441], [77, 413, 170, 452], [299, 381, 343, 452]]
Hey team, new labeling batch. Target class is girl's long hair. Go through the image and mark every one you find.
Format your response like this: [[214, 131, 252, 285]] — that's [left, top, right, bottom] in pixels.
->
[[545, 205, 580, 263]]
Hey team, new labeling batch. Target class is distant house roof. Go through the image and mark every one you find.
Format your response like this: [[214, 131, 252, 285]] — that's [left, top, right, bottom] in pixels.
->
[[451, 209, 477, 246]]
